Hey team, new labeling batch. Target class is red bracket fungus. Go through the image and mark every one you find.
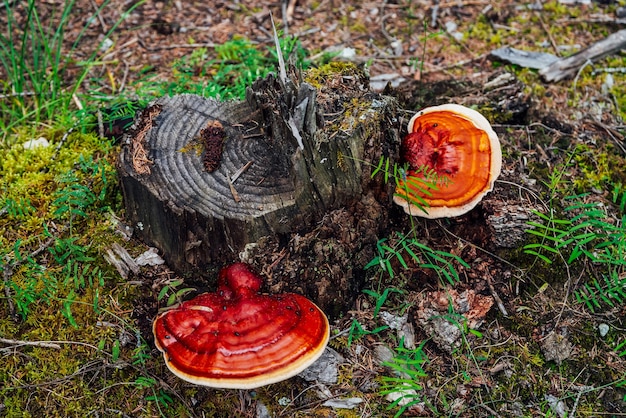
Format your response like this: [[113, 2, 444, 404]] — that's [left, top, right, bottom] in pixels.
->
[[394, 104, 502, 218], [152, 263, 330, 389]]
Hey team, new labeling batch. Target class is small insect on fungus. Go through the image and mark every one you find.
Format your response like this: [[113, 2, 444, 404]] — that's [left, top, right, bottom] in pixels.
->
[[200, 120, 226, 172]]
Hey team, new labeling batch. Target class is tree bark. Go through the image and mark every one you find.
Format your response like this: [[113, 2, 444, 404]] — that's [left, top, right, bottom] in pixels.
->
[[117, 68, 398, 313]]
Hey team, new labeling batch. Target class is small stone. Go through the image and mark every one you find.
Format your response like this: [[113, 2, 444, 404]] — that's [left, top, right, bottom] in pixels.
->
[[545, 394, 567, 418], [298, 347, 342, 384], [322, 397, 363, 409], [598, 323, 609, 337], [541, 332, 573, 365], [338, 47, 356, 60], [256, 401, 271, 418], [379, 311, 408, 331], [354, 344, 365, 356], [390, 39, 403, 56], [23, 137, 49, 149], [384, 384, 421, 409], [400, 321, 416, 350], [99, 37, 114, 52]]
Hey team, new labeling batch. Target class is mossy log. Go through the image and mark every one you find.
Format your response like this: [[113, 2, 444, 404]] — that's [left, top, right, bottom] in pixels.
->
[[117, 69, 398, 313]]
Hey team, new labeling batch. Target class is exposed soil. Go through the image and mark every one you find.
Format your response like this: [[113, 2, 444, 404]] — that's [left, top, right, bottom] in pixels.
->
[[2, 0, 626, 417]]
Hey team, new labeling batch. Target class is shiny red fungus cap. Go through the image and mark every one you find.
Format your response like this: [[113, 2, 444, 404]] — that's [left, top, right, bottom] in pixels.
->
[[394, 104, 502, 218], [152, 263, 330, 389]]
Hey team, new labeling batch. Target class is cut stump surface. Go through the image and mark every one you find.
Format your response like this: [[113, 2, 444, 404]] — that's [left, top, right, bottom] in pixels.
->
[[118, 70, 397, 314]]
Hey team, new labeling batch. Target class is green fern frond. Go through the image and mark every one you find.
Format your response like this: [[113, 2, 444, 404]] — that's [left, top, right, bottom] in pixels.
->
[[366, 232, 468, 286], [574, 271, 626, 313]]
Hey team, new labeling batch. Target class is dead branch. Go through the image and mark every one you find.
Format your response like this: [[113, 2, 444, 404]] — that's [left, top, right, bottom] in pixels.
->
[[0, 338, 62, 350], [540, 29, 626, 82]]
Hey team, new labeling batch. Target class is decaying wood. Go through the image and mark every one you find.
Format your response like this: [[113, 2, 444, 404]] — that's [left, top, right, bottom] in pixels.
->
[[130, 104, 161, 175], [103, 243, 140, 279], [540, 29, 626, 82], [117, 68, 398, 313]]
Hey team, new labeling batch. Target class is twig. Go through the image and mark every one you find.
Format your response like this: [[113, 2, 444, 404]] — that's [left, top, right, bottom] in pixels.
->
[[72, 92, 84, 110], [139, 41, 217, 51], [0, 337, 62, 350], [270, 12, 288, 85], [380, 13, 398, 44], [486, 272, 508, 317], [228, 178, 240, 203], [0, 91, 35, 99], [88, 0, 108, 33], [119, 60, 130, 93], [556, 16, 626, 25], [439, 0, 492, 6], [586, 119, 625, 154], [570, 385, 595, 418], [230, 161, 253, 184], [97, 108, 104, 139], [286, 0, 297, 23], [48, 123, 77, 167], [571, 59, 593, 95], [430, 1, 440, 28], [536, 11, 561, 57], [478, 403, 500, 417]]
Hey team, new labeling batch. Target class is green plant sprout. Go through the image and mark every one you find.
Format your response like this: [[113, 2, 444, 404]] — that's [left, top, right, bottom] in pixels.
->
[[368, 157, 467, 285], [0, 0, 146, 143], [1, 146, 115, 322], [366, 232, 469, 286], [575, 270, 626, 313], [612, 182, 626, 213], [157, 278, 195, 308], [135, 35, 309, 102], [525, 191, 625, 266], [371, 155, 452, 217], [362, 287, 405, 318], [524, 192, 626, 312], [347, 318, 389, 347], [380, 340, 430, 418]]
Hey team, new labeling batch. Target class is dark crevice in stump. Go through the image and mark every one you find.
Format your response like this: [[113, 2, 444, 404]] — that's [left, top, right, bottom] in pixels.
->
[[118, 67, 398, 315]]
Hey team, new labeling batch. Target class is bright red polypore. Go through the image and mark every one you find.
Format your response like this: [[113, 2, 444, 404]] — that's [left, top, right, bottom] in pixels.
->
[[152, 263, 330, 389], [394, 104, 502, 218]]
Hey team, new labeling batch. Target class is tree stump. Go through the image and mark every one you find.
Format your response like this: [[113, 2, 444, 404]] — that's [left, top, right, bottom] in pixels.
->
[[117, 66, 398, 315]]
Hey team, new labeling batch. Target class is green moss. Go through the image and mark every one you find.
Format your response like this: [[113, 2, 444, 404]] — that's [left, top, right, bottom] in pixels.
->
[[304, 61, 364, 88], [476, 104, 515, 124], [604, 57, 626, 121], [0, 126, 161, 415], [571, 143, 626, 192]]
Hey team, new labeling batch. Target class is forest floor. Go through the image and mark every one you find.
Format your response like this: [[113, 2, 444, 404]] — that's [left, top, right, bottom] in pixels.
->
[[1, 1, 626, 417]]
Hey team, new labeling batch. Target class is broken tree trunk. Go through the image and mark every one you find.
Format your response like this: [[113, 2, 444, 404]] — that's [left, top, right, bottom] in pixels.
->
[[117, 66, 398, 315]]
